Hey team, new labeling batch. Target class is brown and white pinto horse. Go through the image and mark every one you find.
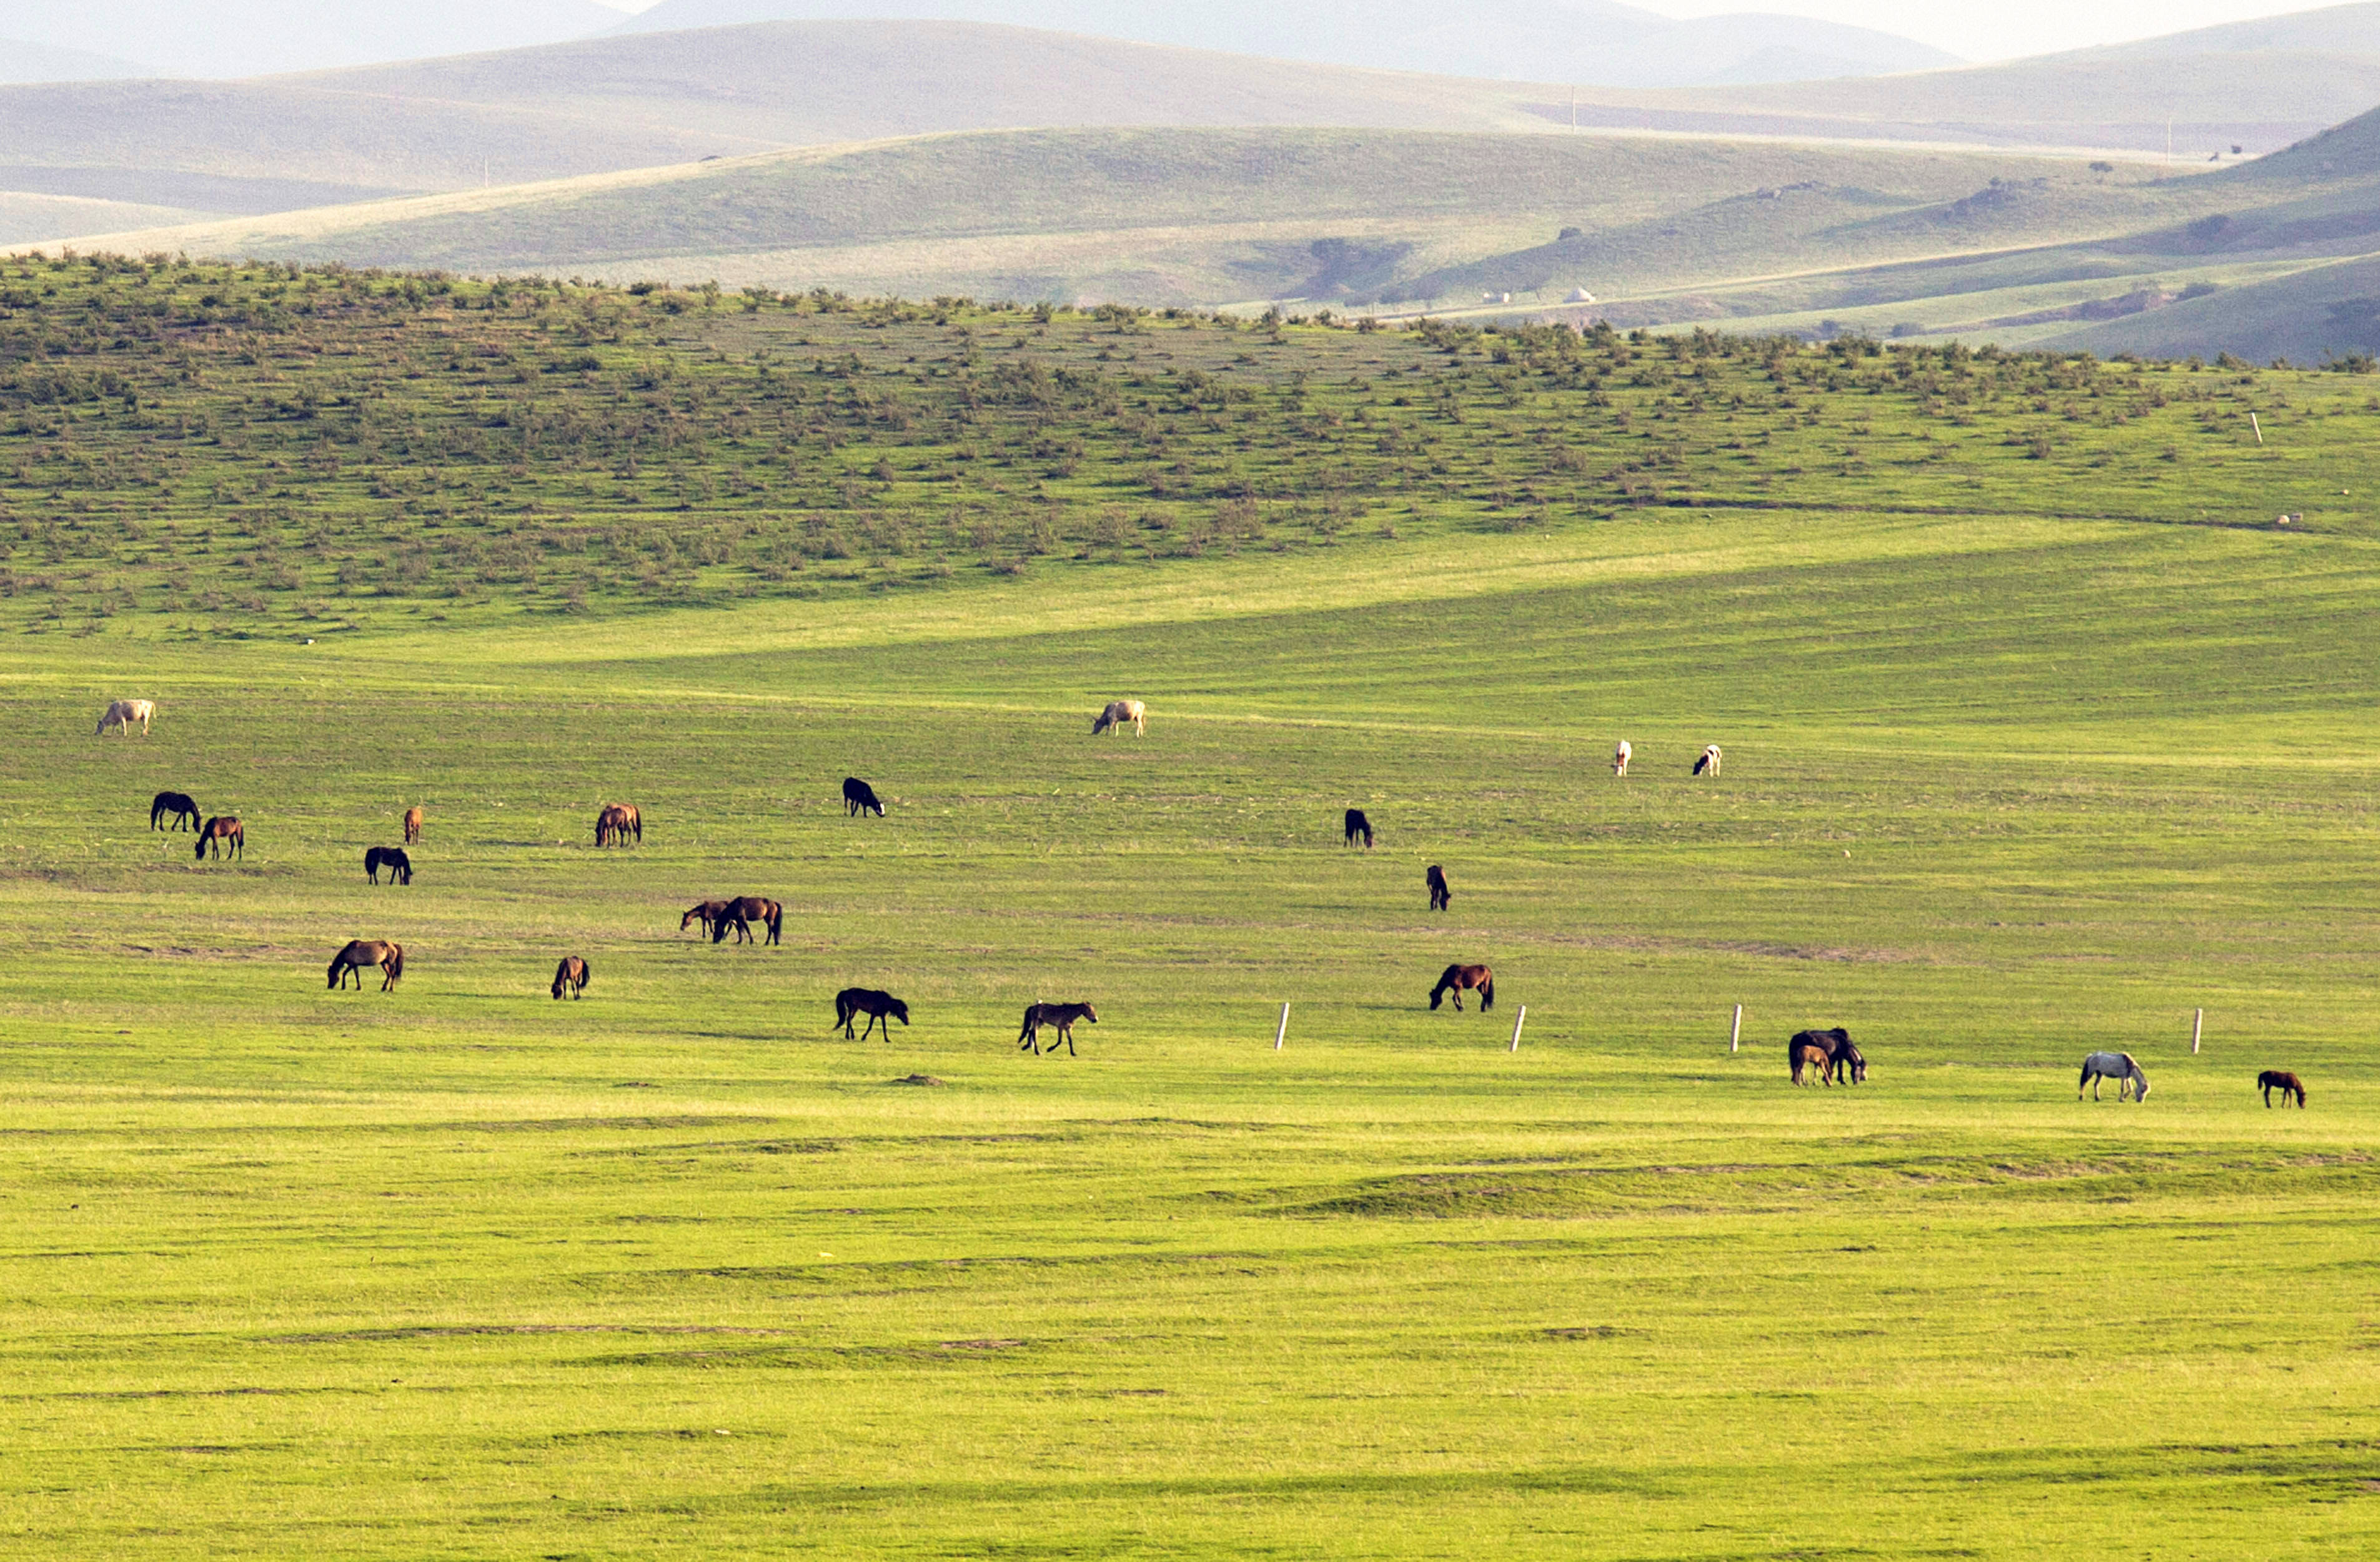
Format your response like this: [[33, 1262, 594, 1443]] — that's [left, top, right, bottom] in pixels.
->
[[2258, 1070, 2307, 1108], [1612, 739, 1631, 777], [711, 897, 784, 946], [1018, 1002, 1098, 1056], [595, 803, 642, 847], [328, 940, 404, 991], [403, 806, 424, 844], [551, 956, 591, 1000], [1429, 963, 1494, 1011], [195, 817, 244, 860], [1091, 699, 1146, 736], [1693, 744, 1722, 777]]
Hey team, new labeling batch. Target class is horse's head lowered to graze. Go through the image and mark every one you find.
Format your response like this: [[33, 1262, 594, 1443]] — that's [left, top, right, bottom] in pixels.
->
[[1091, 699, 1146, 736], [843, 777, 885, 817], [1344, 808, 1373, 848], [1429, 963, 1493, 1012]]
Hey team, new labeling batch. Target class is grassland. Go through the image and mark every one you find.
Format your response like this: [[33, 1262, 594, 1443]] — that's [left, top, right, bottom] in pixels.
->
[[3, 261, 2380, 1555]]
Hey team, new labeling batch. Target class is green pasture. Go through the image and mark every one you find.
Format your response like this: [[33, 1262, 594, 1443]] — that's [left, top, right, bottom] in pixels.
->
[[2, 509, 2378, 1556]]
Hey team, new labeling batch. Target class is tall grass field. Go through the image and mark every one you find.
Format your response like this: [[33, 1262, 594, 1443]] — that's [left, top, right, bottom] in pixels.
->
[[1, 263, 2376, 1557]]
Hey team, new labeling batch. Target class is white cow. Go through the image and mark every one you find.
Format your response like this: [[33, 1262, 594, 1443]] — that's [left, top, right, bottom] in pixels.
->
[[1612, 739, 1631, 777], [96, 699, 154, 736], [1092, 699, 1146, 737], [1693, 744, 1722, 777]]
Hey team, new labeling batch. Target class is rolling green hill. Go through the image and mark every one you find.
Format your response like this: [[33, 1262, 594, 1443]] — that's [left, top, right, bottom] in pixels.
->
[[1, 257, 2379, 1555]]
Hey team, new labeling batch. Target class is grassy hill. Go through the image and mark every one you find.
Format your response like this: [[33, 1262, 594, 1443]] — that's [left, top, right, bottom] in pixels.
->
[[2, 261, 2379, 1555], [51, 129, 2181, 309]]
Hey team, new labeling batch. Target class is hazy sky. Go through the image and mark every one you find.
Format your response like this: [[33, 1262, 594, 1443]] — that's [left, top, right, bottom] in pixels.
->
[[1634, 1, 2349, 61], [593, 2, 2364, 64]]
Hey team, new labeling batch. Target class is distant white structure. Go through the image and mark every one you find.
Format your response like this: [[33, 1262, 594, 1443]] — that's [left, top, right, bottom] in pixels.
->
[[1482, 291, 1512, 304], [1566, 288, 1596, 304]]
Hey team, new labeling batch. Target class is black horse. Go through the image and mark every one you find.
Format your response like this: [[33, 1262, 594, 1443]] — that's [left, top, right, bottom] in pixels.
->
[[150, 791, 201, 832], [365, 846, 412, 885], [833, 988, 910, 1041], [1791, 1027, 1865, 1083], [1344, 808, 1374, 848], [843, 777, 885, 817], [1426, 864, 1452, 912]]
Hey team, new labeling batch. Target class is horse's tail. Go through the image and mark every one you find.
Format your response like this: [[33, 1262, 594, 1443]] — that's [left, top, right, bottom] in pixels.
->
[[1016, 1007, 1038, 1044], [766, 904, 783, 941], [830, 992, 851, 1032], [1479, 976, 1494, 1012], [385, 945, 404, 983]]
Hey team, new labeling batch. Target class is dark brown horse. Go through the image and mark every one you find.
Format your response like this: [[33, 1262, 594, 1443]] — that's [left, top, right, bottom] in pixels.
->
[[833, 988, 910, 1041], [1792, 1027, 1865, 1084], [1426, 864, 1452, 912], [2259, 1070, 2307, 1108], [711, 897, 784, 946], [551, 956, 591, 1000], [328, 939, 404, 991], [195, 817, 244, 861], [365, 846, 412, 885], [843, 777, 885, 817], [681, 900, 730, 937], [1018, 1002, 1098, 1056], [1429, 963, 1494, 1011], [403, 805, 424, 844], [150, 791, 200, 832], [595, 802, 642, 847], [1790, 1042, 1837, 1087], [1344, 808, 1374, 848]]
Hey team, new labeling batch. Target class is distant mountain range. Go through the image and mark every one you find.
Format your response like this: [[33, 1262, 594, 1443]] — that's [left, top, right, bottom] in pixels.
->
[[0, 0, 623, 81], [608, 0, 1957, 89]]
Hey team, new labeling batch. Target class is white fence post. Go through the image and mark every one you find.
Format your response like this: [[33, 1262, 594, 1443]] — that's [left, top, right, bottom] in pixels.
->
[[2192, 1008, 2203, 1055], [1730, 1003, 1742, 1054], [1509, 1005, 1527, 1053], [1274, 1002, 1290, 1051]]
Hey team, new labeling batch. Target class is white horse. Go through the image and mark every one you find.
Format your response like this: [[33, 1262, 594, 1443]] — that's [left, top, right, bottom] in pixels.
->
[[2080, 1051, 2149, 1102], [1092, 699, 1146, 737], [1693, 744, 1722, 777], [1612, 739, 1631, 777], [96, 699, 154, 736]]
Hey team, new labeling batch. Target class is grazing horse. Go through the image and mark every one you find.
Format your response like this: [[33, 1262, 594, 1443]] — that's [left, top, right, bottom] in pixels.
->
[[1429, 963, 1494, 1012], [551, 956, 591, 1001], [710, 896, 784, 947], [1693, 744, 1722, 777], [2259, 1070, 2308, 1108], [1344, 808, 1374, 848], [595, 803, 642, 847], [2080, 1051, 2149, 1102], [680, 900, 730, 937], [150, 791, 201, 832], [96, 699, 154, 736], [195, 817, 244, 861], [1793, 1027, 1866, 1084], [1018, 1001, 1098, 1057], [402, 806, 424, 844], [1790, 1042, 1837, 1087], [833, 988, 910, 1041], [1426, 864, 1452, 912], [843, 777, 885, 817], [364, 846, 412, 885], [1091, 699, 1146, 736], [1612, 739, 1631, 777], [327, 939, 404, 991]]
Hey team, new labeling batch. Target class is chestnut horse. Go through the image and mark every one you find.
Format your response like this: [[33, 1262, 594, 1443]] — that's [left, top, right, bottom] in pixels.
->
[[1018, 1002, 1098, 1056], [1790, 1042, 1837, 1086], [595, 803, 642, 847], [551, 956, 591, 1001], [403, 806, 424, 844], [711, 897, 784, 947], [681, 900, 729, 937], [195, 817, 244, 860], [1426, 864, 1452, 912], [1429, 963, 1494, 1011], [2258, 1070, 2307, 1108], [328, 940, 404, 991], [151, 791, 201, 832], [833, 988, 910, 1041]]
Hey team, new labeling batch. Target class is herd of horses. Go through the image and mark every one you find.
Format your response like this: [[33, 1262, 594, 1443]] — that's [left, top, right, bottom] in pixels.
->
[[104, 698, 2316, 1097]]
